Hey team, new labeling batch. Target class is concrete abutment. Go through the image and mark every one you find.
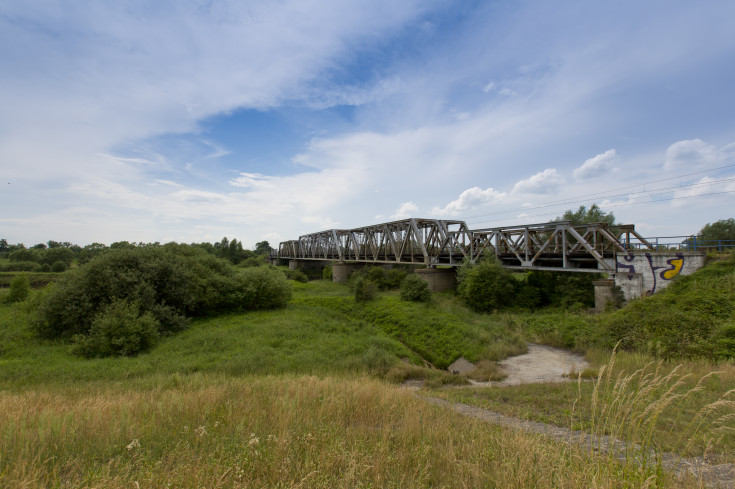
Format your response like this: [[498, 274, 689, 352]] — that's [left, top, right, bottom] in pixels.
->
[[415, 267, 457, 292]]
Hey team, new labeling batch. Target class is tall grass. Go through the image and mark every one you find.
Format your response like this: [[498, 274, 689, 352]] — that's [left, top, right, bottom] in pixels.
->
[[0, 374, 702, 488], [574, 347, 735, 484]]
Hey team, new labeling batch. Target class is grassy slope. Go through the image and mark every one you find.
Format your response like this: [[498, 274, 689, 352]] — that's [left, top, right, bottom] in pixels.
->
[[0, 279, 525, 388], [431, 254, 735, 458]]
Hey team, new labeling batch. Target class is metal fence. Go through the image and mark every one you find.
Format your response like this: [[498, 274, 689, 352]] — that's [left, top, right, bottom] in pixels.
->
[[626, 236, 735, 252]]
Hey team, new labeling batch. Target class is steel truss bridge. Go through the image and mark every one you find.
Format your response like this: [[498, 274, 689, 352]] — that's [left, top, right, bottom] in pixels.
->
[[277, 218, 653, 273]]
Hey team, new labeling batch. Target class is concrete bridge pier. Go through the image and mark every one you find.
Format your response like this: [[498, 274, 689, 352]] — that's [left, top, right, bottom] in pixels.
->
[[288, 260, 301, 270], [593, 279, 616, 312], [415, 267, 457, 292], [332, 263, 360, 282]]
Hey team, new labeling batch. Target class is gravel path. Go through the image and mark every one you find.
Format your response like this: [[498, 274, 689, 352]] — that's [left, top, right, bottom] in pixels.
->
[[423, 396, 734, 488]]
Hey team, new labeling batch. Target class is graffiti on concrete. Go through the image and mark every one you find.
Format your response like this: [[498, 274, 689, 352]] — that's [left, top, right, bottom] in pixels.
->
[[616, 253, 684, 293]]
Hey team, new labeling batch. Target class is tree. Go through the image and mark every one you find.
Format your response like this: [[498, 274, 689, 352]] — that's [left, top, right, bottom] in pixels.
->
[[698, 218, 735, 242], [254, 240, 273, 256], [556, 204, 615, 225]]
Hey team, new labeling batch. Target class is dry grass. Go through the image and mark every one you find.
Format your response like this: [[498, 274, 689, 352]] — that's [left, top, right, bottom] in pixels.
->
[[0, 373, 703, 488], [582, 347, 735, 466]]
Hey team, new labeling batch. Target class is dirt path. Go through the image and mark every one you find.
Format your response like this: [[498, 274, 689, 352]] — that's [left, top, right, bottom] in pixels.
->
[[419, 345, 734, 488], [423, 396, 734, 488]]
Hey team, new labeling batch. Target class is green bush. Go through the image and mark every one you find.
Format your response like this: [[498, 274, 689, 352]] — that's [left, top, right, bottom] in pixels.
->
[[34, 245, 292, 345], [5, 275, 31, 303], [712, 322, 735, 360], [457, 258, 517, 312], [353, 277, 378, 302], [0, 261, 42, 272], [385, 269, 408, 289], [284, 269, 308, 283], [400, 274, 430, 302], [51, 260, 68, 273], [238, 267, 292, 309], [322, 265, 332, 280], [72, 299, 160, 358]]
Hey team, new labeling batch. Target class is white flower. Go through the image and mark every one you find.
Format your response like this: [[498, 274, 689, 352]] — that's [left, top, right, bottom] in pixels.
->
[[126, 438, 141, 451], [195, 425, 207, 437]]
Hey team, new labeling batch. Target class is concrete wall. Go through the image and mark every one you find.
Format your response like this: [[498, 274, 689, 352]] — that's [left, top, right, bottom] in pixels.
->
[[614, 251, 706, 301], [415, 268, 457, 292]]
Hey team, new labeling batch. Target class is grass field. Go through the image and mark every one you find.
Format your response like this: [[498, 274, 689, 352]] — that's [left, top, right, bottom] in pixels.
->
[[1, 262, 734, 487]]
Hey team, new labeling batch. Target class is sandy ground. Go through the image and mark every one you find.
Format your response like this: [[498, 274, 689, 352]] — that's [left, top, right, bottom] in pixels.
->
[[482, 343, 588, 386]]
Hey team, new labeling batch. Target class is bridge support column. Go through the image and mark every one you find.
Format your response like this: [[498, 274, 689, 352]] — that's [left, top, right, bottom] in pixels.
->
[[593, 279, 616, 312], [332, 263, 359, 282], [415, 268, 456, 292], [288, 260, 300, 270]]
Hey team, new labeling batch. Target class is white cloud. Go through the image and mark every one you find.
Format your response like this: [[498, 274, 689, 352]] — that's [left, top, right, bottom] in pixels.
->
[[664, 139, 721, 169], [512, 169, 564, 195], [390, 202, 419, 220], [432, 187, 506, 216], [301, 216, 341, 229], [573, 149, 617, 180]]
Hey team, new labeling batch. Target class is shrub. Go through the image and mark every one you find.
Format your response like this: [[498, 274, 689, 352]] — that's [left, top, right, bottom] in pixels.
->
[[400, 274, 431, 302], [365, 267, 388, 290], [0, 261, 42, 272], [237, 266, 293, 310], [385, 269, 408, 289], [34, 245, 293, 346], [72, 299, 160, 357], [353, 276, 378, 302], [284, 269, 308, 283], [322, 265, 332, 280], [51, 260, 68, 272], [5, 275, 31, 303], [457, 258, 517, 312]]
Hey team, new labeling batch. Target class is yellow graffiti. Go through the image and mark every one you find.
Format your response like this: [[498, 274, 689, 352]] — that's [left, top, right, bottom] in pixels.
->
[[662, 259, 683, 280]]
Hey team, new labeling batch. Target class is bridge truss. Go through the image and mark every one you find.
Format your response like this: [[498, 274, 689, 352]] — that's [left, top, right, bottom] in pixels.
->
[[278, 218, 653, 273]]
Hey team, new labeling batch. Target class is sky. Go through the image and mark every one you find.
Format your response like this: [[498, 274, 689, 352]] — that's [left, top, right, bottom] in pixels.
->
[[2, 0, 735, 248]]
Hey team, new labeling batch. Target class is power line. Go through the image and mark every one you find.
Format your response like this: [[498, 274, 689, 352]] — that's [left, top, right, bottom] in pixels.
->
[[467, 189, 735, 227], [460, 164, 735, 221]]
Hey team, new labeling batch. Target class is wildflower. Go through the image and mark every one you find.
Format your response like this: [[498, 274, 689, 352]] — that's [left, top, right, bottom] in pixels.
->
[[248, 433, 259, 446], [126, 439, 141, 451], [195, 425, 207, 437]]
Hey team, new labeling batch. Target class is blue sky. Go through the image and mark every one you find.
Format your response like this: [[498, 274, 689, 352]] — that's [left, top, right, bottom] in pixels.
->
[[2, 0, 735, 248]]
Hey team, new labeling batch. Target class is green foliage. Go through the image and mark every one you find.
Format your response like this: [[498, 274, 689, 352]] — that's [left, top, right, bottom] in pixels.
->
[[236, 255, 267, 268], [254, 240, 273, 255], [556, 204, 615, 225], [5, 275, 30, 303], [399, 274, 431, 302], [0, 261, 42, 272], [385, 269, 408, 289], [237, 266, 293, 310], [72, 299, 160, 358], [353, 276, 378, 302], [599, 253, 735, 358], [711, 321, 735, 359], [698, 218, 735, 242], [457, 259, 517, 312], [518, 271, 599, 309], [283, 268, 309, 283], [51, 260, 68, 272], [33, 245, 292, 349], [322, 265, 332, 280]]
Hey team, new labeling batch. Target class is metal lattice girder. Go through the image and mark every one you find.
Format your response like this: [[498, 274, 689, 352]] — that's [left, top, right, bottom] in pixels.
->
[[278, 218, 653, 272]]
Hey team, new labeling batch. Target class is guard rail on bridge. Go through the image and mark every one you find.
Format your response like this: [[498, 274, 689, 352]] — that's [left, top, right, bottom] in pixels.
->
[[277, 218, 653, 273]]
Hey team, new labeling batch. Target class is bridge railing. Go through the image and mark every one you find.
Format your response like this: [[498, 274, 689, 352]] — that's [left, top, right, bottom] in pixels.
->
[[623, 236, 735, 252]]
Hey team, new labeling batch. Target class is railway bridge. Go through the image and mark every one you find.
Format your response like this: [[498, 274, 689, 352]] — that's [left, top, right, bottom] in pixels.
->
[[276, 218, 706, 307]]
